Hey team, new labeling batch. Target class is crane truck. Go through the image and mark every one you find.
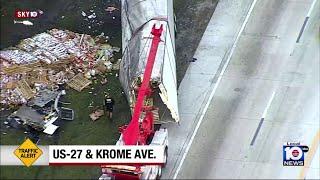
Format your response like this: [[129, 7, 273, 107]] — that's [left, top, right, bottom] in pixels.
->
[[100, 24, 168, 180], [100, 0, 178, 179]]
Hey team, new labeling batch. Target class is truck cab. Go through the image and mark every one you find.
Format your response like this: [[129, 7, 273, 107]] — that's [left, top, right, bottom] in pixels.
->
[[100, 128, 168, 180]]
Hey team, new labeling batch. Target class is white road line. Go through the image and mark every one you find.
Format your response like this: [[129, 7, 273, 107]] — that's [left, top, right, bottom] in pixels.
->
[[307, 0, 318, 17], [172, 0, 259, 178], [296, 0, 318, 43], [250, 90, 276, 145], [261, 91, 276, 119]]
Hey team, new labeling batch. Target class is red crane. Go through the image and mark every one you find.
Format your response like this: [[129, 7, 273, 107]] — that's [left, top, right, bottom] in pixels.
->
[[100, 24, 167, 180], [120, 24, 163, 145]]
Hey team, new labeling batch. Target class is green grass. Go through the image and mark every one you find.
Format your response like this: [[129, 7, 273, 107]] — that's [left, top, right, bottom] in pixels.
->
[[0, 71, 131, 179], [59, 71, 131, 145]]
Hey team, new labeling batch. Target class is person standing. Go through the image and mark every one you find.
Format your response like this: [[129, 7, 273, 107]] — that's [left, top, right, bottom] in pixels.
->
[[104, 95, 115, 120]]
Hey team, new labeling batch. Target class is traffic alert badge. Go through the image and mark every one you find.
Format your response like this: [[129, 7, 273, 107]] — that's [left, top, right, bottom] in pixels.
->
[[1, 145, 164, 166], [14, 138, 43, 167]]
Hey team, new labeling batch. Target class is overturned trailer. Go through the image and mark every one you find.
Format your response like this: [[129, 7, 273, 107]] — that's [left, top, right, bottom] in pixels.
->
[[101, 1, 177, 179], [120, 0, 179, 123]]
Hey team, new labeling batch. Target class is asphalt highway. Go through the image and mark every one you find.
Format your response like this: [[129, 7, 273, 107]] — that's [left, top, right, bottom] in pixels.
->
[[175, 0, 319, 179]]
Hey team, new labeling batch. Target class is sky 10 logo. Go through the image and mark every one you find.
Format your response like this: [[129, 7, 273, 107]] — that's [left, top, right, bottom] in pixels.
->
[[283, 142, 309, 166], [14, 10, 43, 19]]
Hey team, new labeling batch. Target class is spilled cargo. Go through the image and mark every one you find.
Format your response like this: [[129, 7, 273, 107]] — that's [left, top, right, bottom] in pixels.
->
[[0, 29, 120, 135], [0, 29, 120, 106]]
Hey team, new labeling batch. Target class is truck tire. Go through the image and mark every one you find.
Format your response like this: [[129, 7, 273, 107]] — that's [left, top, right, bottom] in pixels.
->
[[157, 166, 162, 179], [162, 146, 168, 167], [157, 147, 168, 179], [174, 13, 177, 37], [163, 147, 168, 167]]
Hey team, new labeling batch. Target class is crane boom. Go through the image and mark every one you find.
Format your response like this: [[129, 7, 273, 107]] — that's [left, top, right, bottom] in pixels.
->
[[100, 23, 168, 180], [122, 24, 163, 145]]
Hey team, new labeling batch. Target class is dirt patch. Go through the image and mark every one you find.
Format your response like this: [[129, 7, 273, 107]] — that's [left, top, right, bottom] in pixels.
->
[[174, 0, 219, 85]]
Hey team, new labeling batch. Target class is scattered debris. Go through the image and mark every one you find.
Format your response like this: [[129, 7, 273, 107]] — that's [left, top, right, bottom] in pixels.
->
[[10, 105, 45, 130], [112, 47, 120, 53], [67, 73, 92, 92], [1, 49, 38, 64], [59, 107, 74, 121], [101, 78, 108, 85], [16, 79, 35, 100], [112, 59, 121, 70], [88, 13, 96, 19], [188, 57, 197, 62], [90, 109, 104, 121], [104, 61, 113, 72], [43, 124, 59, 135], [31, 89, 59, 107], [105, 6, 119, 13], [13, 20, 33, 26], [1, 29, 120, 106], [0, 28, 121, 135], [38, 10, 44, 15]]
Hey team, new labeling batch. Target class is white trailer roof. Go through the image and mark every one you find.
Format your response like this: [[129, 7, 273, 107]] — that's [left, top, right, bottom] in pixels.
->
[[120, 0, 179, 122]]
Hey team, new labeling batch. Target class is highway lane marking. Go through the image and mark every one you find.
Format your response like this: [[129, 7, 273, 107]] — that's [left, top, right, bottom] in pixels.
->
[[299, 129, 320, 179], [172, 0, 259, 178], [307, 0, 318, 17], [250, 91, 276, 146], [296, 18, 310, 43], [250, 118, 265, 146], [262, 91, 276, 119], [296, 0, 318, 43]]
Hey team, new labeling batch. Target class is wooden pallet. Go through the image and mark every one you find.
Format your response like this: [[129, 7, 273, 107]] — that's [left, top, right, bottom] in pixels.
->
[[43, 58, 72, 70], [67, 73, 91, 92], [144, 97, 154, 107], [140, 109, 160, 122], [112, 59, 121, 70], [25, 69, 50, 85], [2, 62, 41, 75], [16, 79, 35, 99]]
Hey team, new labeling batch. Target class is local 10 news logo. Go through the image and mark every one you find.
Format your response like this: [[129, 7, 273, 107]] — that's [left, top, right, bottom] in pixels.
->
[[283, 142, 309, 166]]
